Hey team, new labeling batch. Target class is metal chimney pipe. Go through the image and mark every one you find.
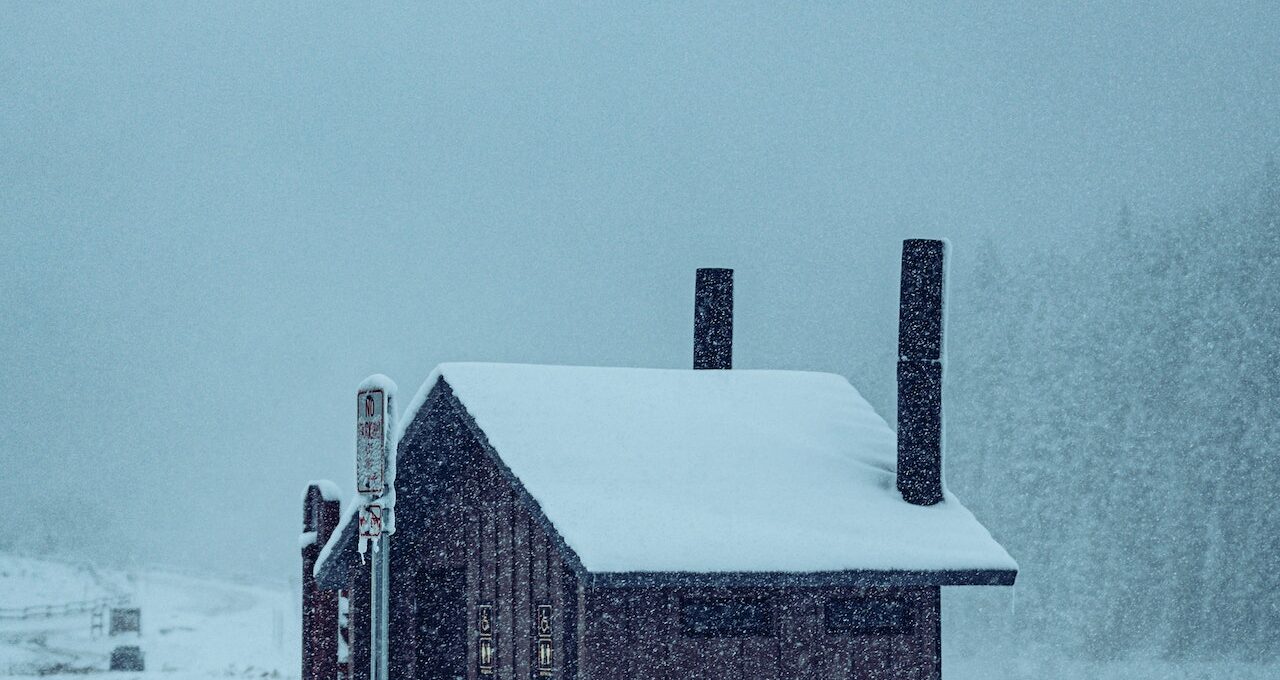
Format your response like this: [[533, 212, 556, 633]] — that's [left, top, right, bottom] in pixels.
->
[[694, 268, 734, 369], [897, 239, 947, 506]]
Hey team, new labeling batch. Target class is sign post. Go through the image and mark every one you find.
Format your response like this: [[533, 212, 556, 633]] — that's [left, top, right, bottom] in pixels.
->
[[356, 377, 396, 680]]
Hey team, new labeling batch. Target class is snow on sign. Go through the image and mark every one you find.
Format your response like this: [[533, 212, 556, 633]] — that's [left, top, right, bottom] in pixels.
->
[[358, 505, 383, 539], [356, 388, 386, 495], [357, 504, 383, 554]]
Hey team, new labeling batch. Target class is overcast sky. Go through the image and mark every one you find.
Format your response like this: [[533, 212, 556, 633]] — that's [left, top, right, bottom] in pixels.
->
[[2, 3, 1278, 578]]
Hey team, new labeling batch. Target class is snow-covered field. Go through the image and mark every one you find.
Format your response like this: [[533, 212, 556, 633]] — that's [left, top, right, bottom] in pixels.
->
[[0, 554, 297, 680], [4, 552, 1275, 679]]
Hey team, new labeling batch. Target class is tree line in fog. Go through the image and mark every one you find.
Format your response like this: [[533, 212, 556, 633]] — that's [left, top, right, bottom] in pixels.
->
[[948, 160, 1280, 660]]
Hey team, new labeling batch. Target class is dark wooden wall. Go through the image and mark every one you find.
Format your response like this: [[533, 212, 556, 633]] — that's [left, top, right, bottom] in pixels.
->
[[346, 560, 370, 680], [302, 487, 341, 680], [388, 392, 576, 680], [581, 587, 940, 680]]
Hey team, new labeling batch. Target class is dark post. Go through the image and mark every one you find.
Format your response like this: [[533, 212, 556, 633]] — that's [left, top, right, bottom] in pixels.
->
[[302, 486, 341, 680], [694, 268, 734, 369], [349, 561, 372, 680], [897, 239, 947, 506]]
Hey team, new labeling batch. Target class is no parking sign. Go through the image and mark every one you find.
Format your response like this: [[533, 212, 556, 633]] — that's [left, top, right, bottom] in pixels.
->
[[356, 388, 387, 495]]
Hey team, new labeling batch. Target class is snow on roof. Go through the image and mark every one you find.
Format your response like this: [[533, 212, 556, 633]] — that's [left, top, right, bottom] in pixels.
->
[[302, 479, 342, 503], [314, 493, 369, 578], [403, 362, 1016, 575]]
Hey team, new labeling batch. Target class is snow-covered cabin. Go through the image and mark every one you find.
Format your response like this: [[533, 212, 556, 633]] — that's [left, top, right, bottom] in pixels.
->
[[303, 241, 1016, 680]]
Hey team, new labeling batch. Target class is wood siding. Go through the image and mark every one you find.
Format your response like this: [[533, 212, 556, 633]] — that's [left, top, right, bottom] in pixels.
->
[[388, 390, 578, 680], [581, 587, 940, 680], [348, 561, 371, 680]]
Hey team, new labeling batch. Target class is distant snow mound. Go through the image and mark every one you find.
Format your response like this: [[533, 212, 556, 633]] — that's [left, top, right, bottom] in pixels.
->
[[0, 552, 298, 678]]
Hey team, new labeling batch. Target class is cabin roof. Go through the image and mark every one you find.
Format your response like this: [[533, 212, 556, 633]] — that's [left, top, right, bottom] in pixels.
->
[[407, 362, 1016, 577]]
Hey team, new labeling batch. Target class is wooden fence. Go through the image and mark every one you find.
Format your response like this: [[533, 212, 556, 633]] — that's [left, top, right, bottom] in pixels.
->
[[0, 596, 131, 620]]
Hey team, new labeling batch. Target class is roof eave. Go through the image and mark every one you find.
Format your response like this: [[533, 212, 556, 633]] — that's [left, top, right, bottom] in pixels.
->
[[314, 514, 361, 589], [588, 568, 1017, 589]]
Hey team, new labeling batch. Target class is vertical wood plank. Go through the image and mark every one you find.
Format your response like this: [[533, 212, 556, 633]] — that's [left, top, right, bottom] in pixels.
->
[[590, 589, 626, 680], [656, 590, 678, 680], [629, 591, 655, 680], [559, 566, 580, 680], [581, 591, 599, 680], [496, 492, 514, 680], [530, 520, 547, 617], [796, 591, 824, 680], [774, 590, 801, 680], [513, 511, 531, 680], [465, 509, 479, 680], [579, 591, 599, 680], [741, 604, 780, 680], [482, 499, 498, 680], [349, 562, 371, 680], [574, 580, 587, 680], [668, 615, 696, 680], [530, 520, 549, 678], [548, 537, 564, 680]]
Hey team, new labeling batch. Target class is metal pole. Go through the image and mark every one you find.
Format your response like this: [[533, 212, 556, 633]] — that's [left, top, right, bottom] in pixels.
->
[[357, 377, 396, 680], [370, 534, 389, 680]]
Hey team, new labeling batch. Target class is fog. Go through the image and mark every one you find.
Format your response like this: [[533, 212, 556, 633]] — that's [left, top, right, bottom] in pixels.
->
[[2, 3, 1278, 670]]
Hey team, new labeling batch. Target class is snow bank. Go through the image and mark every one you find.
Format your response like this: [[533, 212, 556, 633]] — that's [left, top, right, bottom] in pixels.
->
[[398, 362, 1017, 575]]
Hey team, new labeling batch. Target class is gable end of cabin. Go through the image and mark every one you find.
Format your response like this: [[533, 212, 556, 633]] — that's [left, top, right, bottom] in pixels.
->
[[388, 377, 586, 680]]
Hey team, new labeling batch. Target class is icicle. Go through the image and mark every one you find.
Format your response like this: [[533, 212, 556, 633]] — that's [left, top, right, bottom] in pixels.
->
[[1009, 582, 1017, 616]]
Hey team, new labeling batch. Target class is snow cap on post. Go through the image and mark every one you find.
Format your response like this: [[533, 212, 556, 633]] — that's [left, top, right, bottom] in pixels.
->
[[694, 268, 734, 369], [897, 239, 947, 506]]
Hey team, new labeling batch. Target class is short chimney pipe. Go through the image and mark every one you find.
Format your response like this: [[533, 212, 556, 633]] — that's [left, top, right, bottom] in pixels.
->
[[693, 268, 734, 369], [897, 239, 947, 506]]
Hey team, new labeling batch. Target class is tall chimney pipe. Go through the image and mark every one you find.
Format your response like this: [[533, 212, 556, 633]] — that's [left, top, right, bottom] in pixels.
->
[[897, 239, 947, 506], [694, 268, 733, 369]]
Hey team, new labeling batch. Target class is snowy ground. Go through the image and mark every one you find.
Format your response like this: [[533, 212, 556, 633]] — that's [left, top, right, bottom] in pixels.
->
[[4, 553, 1274, 679], [0, 554, 297, 679]]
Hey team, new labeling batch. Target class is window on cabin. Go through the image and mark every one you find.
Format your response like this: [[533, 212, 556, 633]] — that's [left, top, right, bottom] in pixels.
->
[[679, 597, 773, 637], [825, 596, 915, 635]]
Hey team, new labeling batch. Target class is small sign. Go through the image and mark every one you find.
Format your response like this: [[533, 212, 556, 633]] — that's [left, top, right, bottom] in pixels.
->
[[535, 604, 553, 676], [356, 389, 387, 495], [357, 505, 384, 555], [109, 608, 141, 636], [359, 505, 383, 539], [477, 605, 495, 675]]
